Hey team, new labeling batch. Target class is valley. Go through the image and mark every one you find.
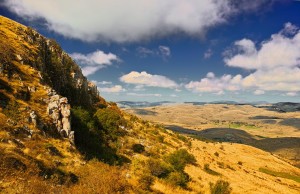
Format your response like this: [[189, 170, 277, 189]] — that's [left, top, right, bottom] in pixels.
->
[[125, 103, 300, 168]]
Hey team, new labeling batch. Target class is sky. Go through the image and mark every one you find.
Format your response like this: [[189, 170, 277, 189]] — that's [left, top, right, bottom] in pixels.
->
[[1, 0, 300, 103]]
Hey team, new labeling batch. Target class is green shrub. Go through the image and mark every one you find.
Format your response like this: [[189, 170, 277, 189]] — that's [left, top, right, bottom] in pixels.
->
[[132, 144, 145, 153], [71, 107, 101, 156], [146, 159, 172, 178], [156, 135, 164, 143], [166, 171, 189, 188], [210, 180, 232, 194], [95, 108, 127, 140], [166, 149, 196, 171], [71, 107, 120, 163]]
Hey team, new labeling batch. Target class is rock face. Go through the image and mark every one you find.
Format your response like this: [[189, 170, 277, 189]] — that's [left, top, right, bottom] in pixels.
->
[[47, 93, 74, 143], [0, 16, 102, 143], [5, 24, 100, 108], [29, 111, 37, 127]]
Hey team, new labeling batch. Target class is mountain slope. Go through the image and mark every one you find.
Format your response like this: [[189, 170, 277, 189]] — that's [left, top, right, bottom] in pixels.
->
[[0, 15, 300, 194], [0, 15, 131, 193]]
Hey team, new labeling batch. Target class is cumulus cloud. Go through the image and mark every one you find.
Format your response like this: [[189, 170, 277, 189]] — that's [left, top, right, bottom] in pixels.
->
[[285, 92, 298, 97], [187, 22, 300, 95], [120, 71, 178, 88], [3, 0, 271, 42], [254, 90, 265, 95], [70, 50, 119, 76], [224, 23, 300, 70], [99, 85, 125, 93], [184, 23, 300, 95], [185, 72, 241, 94]]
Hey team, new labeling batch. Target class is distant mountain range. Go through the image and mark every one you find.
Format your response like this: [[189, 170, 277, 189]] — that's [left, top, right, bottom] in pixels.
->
[[117, 101, 175, 108], [118, 101, 300, 112], [259, 102, 300, 113]]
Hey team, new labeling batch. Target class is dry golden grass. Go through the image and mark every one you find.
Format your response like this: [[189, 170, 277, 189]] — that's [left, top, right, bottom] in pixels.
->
[[126, 104, 300, 167], [126, 104, 300, 138], [185, 140, 300, 193], [124, 105, 300, 193]]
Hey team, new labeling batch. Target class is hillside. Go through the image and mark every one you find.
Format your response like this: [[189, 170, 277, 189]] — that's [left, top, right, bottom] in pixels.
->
[[0, 15, 300, 193], [126, 104, 300, 167]]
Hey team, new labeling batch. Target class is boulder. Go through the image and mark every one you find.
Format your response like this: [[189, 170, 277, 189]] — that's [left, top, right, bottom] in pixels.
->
[[29, 111, 37, 127], [59, 97, 68, 104]]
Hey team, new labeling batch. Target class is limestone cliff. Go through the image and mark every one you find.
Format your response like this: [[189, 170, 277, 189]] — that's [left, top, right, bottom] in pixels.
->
[[0, 16, 99, 108], [0, 15, 101, 142]]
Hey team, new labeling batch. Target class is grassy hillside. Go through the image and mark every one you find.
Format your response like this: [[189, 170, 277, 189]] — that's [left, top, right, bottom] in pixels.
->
[[0, 15, 300, 193]]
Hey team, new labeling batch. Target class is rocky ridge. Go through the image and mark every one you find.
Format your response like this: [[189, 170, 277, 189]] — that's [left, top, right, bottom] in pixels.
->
[[0, 15, 101, 143]]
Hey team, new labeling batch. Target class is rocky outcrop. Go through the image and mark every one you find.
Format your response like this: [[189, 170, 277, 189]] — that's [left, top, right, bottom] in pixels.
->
[[47, 92, 74, 143], [3, 25, 101, 108], [0, 16, 102, 143], [29, 111, 37, 127]]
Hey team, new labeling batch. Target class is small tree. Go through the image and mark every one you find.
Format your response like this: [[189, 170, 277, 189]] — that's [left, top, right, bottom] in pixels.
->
[[166, 171, 189, 188], [146, 158, 171, 178], [166, 149, 196, 171], [94, 108, 126, 140]]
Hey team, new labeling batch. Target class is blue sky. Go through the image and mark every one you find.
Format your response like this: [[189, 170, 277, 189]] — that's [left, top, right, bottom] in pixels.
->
[[1, 0, 300, 103]]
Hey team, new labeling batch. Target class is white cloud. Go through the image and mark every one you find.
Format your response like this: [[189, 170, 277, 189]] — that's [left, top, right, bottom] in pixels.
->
[[127, 93, 162, 97], [3, 0, 271, 42], [170, 94, 177, 97], [120, 71, 178, 88], [230, 0, 275, 12], [100, 85, 125, 93], [133, 85, 146, 92], [186, 23, 300, 95], [159, 46, 171, 58], [224, 24, 300, 70], [91, 80, 112, 85], [241, 67, 300, 91], [70, 50, 119, 76], [185, 72, 241, 93], [254, 90, 265, 95], [136, 45, 171, 59], [220, 23, 300, 93], [285, 92, 298, 97], [136, 47, 155, 57], [204, 49, 213, 59], [80, 66, 102, 77], [281, 22, 299, 36], [215, 91, 225, 96]]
